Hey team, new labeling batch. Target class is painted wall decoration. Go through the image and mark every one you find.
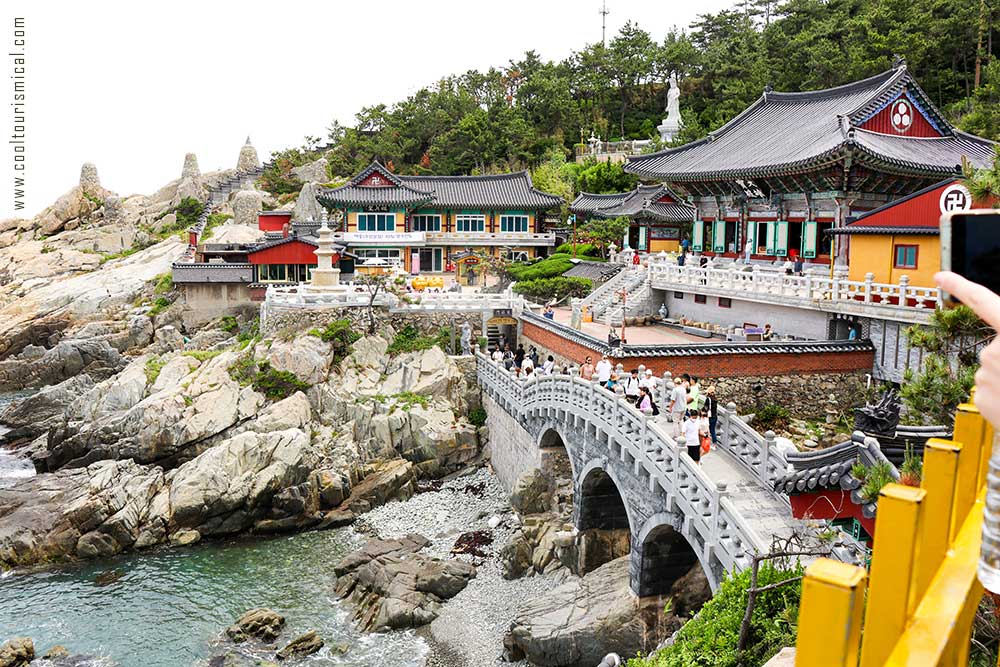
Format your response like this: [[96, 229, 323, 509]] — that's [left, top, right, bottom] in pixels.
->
[[649, 226, 680, 240]]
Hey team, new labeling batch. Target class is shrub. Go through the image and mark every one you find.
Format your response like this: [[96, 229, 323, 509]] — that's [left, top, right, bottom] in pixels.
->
[[859, 461, 895, 503], [469, 406, 487, 427], [153, 273, 174, 294], [513, 276, 592, 302], [627, 562, 803, 667], [900, 445, 923, 487], [144, 357, 166, 385], [507, 253, 577, 282], [387, 325, 452, 355], [228, 355, 310, 400], [148, 296, 172, 317], [553, 242, 603, 258], [182, 349, 222, 362], [236, 317, 260, 344], [752, 404, 791, 433], [309, 319, 362, 362], [174, 197, 205, 228], [219, 316, 239, 333], [393, 391, 430, 411]]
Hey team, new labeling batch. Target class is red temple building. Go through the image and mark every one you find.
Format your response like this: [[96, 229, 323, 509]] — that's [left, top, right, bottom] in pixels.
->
[[625, 61, 994, 267]]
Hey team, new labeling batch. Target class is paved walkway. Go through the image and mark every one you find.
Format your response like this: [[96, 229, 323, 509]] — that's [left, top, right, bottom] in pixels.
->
[[653, 414, 802, 547], [550, 307, 707, 345]]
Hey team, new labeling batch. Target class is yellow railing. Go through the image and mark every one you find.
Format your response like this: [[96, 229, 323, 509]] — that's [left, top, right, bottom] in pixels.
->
[[796, 401, 995, 667]]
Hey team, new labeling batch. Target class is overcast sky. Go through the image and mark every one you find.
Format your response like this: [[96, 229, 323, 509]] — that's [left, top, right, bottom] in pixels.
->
[[1, 0, 733, 218]]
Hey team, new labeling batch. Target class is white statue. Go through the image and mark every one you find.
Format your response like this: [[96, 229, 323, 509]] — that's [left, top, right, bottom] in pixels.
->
[[460, 322, 473, 355], [658, 72, 683, 142]]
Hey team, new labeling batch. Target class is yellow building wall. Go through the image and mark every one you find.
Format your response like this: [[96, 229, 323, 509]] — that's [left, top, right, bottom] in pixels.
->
[[847, 234, 940, 287], [649, 239, 680, 253]]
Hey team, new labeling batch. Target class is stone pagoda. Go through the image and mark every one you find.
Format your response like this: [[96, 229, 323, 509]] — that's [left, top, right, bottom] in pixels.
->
[[310, 221, 341, 287]]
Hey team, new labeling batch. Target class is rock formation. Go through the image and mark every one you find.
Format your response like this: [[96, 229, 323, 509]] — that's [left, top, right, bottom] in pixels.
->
[[333, 534, 476, 631], [79, 163, 102, 197], [292, 182, 324, 222], [181, 153, 200, 179], [290, 157, 328, 184], [232, 190, 262, 227], [237, 137, 259, 172], [225, 608, 285, 642]]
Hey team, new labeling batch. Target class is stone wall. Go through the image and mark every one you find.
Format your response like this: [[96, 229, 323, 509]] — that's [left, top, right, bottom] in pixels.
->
[[181, 284, 256, 329], [483, 392, 540, 491], [711, 371, 868, 420]]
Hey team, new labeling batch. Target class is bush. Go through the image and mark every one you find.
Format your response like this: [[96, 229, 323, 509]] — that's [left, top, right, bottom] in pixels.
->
[[219, 316, 239, 333], [469, 406, 487, 427], [859, 461, 895, 503], [228, 355, 310, 401], [175, 197, 205, 228], [513, 276, 592, 302], [144, 357, 166, 385], [553, 242, 603, 258], [236, 317, 260, 345], [752, 404, 791, 433], [148, 296, 172, 317], [387, 325, 453, 355], [508, 253, 577, 282], [627, 562, 803, 667], [182, 349, 222, 362], [153, 273, 174, 294], [308, 319, 362, 362]]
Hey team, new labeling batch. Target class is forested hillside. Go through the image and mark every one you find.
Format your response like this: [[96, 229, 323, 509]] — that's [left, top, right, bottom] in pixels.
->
[[263, 0, 998, 198]]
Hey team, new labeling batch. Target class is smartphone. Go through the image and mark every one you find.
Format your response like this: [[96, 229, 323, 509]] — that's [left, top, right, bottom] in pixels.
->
[[940, 210, 1000, 304]]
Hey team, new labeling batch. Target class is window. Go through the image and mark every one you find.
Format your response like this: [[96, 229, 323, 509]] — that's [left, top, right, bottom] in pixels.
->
[[499, 214, 529, 232], [894, 244, 918, 269], [411, 214, 441, 232], [354, 248, 403, 265], [456, 214, 485, 232], [357, 212, 396, 232], [719, 297, 732, 308], [674, 291, 684, 299], [695, 294, 707, 304]]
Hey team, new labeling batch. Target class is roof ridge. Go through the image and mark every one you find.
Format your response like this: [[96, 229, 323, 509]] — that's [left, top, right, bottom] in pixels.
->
[[400, 171, 522, 181], [766, 68, 902, 103]]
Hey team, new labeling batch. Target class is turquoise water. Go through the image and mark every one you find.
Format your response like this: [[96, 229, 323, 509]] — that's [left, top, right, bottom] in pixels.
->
[[0, 530, 428, 666]]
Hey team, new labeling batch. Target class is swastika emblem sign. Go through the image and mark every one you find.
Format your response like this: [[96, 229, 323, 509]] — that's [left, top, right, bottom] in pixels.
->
[[939, 183, 972, 214]]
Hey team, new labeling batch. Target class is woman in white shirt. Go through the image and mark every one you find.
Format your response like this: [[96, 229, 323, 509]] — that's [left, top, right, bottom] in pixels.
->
[[541, 355, 555, 376], [682, 412, 701, 462]]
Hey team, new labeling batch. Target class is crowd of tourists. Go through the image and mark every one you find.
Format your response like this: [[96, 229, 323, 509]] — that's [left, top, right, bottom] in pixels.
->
[[488, 342, 718, 463]]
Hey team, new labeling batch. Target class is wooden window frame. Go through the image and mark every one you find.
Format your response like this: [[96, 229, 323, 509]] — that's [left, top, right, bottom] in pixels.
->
[[718, 297, 732, 308], [673, 291, 684, 300], [694, 294, 707, 304], [893, 244, 919, 269]]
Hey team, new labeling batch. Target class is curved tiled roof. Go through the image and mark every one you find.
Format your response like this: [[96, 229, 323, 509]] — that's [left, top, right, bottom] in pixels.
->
[[318, 162, 562, 210], [625, 66, 994, 182], [570, 184, 694, 222]]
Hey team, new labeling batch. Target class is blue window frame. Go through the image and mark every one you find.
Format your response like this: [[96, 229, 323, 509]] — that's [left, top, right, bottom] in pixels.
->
[[456, 214, 485, 232], [893, 244, 918, 269], [357, 212, 396, 232], [499, 214, 529, 232], [411, 214, 441, 232]]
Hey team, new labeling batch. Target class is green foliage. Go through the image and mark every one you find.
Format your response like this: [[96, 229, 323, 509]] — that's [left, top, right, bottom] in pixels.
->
[[901, 305, 988, 425], [386, 325, 454, 355], [144, 357, 166, 385], [468, 406, 487, 427], [174, 197, 205, 228], [577, 217, 630, 258], [153, 273, 174, 294], [627, 562, 804, 667], [851, 460, 869, 482], [572, 159, 638, 194], [308, 319, 362, 362], [554, 242, 603, 258], [182, 349, 222, 362], [228, 355, 310, 401], [201, 213, 232, 241], [393, 391, 430, 411], [257, 147, 321, 196], [148, 296, 172, 317], [99, 247, 140, 265], [752, 404, 791, 433], [508, 253, 577, 282], [40, 245, 54, 254], [900, 444, 924, 485], [219, 316, 239, 333], [513, 276, 592, 302], [859, 462, 895, 503], [236, 317, 260, 345]]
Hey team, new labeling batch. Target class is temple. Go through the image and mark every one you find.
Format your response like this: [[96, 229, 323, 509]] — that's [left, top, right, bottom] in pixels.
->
[[625, 61, 994, 267], [317, 162, 564, 283], [569, 184, 695, 253]]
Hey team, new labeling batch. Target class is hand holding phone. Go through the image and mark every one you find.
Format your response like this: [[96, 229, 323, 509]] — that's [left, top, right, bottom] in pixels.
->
[[940, 210, 1000, 304]]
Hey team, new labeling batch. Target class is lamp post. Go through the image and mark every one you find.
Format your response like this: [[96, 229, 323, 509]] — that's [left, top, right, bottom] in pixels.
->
[[569, 214, 577, 258], [616, 287, 628, 344]]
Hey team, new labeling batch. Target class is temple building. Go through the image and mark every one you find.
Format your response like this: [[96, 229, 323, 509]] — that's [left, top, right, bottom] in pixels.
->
[[570, 184, 695, 253], [317, 162, 564, 283], [831, 179, 973, 287], [625, 61, 995, 267]]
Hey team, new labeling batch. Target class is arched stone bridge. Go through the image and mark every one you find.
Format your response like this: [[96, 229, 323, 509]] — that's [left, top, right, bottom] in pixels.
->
[[477, 353, 802, 595]]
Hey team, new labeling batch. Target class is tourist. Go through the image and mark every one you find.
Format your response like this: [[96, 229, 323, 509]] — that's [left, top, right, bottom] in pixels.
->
[[699, 254, 709, 268], [581, 355, 595, 380], [623, 369, 641, 403], [704, 386, 719, 444], [698, 409, 712, 456], [677, 250, 686, 267], [514, 344, 525, 368], [793, 254, 804, 276], [680, 236, 690, 254], [502, 344, 514, 370], [848, 325, 858, 340], [744, 238, 753, 264], [523, 365, 534, 380], [543, 305, 555, 320], [637, 386, 655, 414], [689, 376, 704, 410], [683, 411, 701, 462], [935, 271, 1000, 426], [521, 355, 534, 373], [639, 368, 656, 392], [541, 355, 555, 376], [762, 324, 773, 341], [529, 346, 540, 368], [669, 377, 687, 436], [783, 258, 794, 275], [605, 372, 619, 391], [596, 354, 613, 384], [491, 346, 504, 363], [498, 334, 507, 350]]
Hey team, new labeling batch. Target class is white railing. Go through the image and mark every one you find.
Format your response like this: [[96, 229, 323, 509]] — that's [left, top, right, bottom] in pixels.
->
[[423, 231, 556, 245], [579, 266, 647, 319], [264, 283, 527, 313], [476, 353, 780, 574], [647, 257, 939, 314], [717, 402, 789, 489], [393, 291, 525, 313]]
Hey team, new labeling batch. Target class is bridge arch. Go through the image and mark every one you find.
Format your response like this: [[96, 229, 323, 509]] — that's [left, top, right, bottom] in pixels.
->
[[634, 513, 719, 595], [536, 424, 577, 483]]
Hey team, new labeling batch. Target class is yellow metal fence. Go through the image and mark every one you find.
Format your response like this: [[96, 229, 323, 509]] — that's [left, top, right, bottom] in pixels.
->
[[795, 401, 995, 667]]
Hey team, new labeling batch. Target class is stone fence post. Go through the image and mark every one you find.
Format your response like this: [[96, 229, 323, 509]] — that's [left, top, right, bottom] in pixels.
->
[[863, 272, 874, 303], [762, 430, 776, 482], [660, 371, 673, 416], [726, 402, 737, 451], [898, 275, 909, 307]]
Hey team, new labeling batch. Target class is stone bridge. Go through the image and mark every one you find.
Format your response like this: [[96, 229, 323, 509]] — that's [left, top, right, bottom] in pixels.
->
[[477, 353, 802, 595]]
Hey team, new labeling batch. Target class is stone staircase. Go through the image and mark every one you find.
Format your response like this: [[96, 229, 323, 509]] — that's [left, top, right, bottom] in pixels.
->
[[581, 268, 650, 327], [186, 163, 270, 245]]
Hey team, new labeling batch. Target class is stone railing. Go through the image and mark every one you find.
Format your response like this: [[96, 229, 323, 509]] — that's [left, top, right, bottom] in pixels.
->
[[423, 230, 556, 246], [171, 262, 253, 284], [578, 265, 646, 320], [647, 257, 939, 319], [476, 353, 773, 574], [717, 403, 789, 490], [263, 283, 527, 314], [574, 139, 652, 157]]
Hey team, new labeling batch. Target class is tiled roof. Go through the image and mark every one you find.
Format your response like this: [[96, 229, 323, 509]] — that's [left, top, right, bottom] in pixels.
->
[[318, 162, 563, 210], [571, 184, 694, 222], [829, 225, 939, 235], [625, 66, 994, 182], [171, 263, 253, 284]]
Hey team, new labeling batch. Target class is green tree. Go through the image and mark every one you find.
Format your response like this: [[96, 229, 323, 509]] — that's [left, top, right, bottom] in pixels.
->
[[578, 217, 630, 258]]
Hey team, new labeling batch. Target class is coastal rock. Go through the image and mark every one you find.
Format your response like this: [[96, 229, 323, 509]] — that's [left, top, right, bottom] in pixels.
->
[[505, 557, 649, 666], [338, 458, 416, 514], [266, 334, 331, 385], [0, 637, 33, 667], [292, 182, 324, 222], [0, 375, 95, 438], [334, 534, 476, 632], [232, 190, 262, 227], [0, 338, 124, 392], [276, 631, 324, 660], [510, 468, 552, 515], [226, 608, 285, 643]]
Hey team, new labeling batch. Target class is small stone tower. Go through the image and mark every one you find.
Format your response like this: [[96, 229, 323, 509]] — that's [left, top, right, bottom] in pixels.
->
[[181, 153, 200, 179], [79, 162, 101, 197], [232, 189, 262, 227], [311, 222, 341, 287], [237, 136, 260, 172]]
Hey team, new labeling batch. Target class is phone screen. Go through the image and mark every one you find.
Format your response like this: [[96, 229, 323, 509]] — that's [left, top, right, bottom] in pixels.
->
[[950, 212, 1000, 296]]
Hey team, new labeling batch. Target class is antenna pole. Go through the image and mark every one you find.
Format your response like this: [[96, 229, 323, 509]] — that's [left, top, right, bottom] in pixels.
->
[[600, 0, 609, 45]]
